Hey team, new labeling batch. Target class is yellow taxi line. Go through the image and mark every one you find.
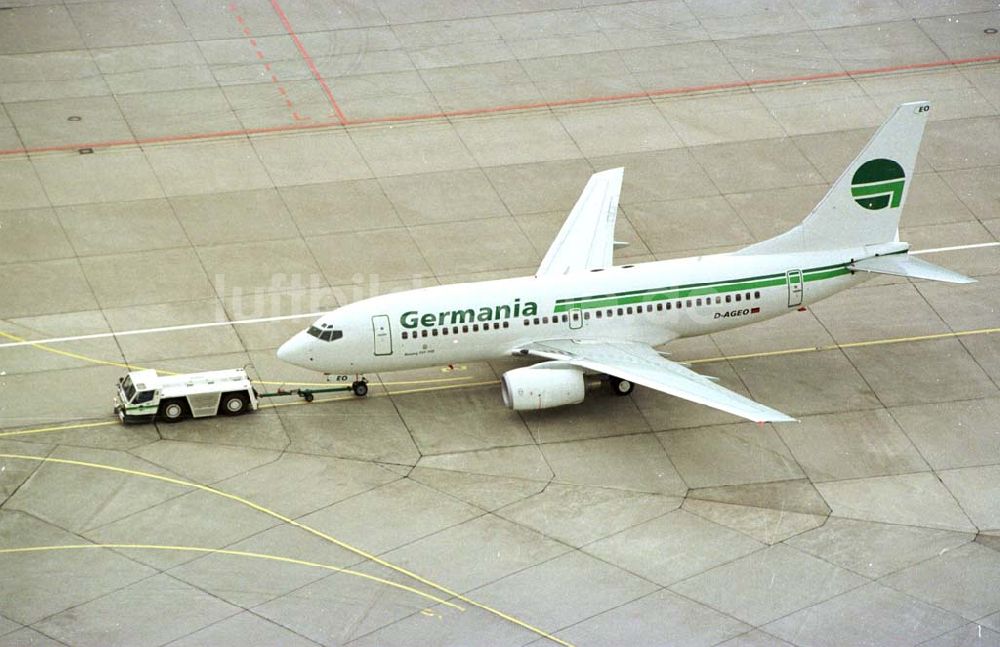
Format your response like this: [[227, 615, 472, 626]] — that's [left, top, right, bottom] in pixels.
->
[[0, 543, 461, 610], [0, 453, 572, 647]]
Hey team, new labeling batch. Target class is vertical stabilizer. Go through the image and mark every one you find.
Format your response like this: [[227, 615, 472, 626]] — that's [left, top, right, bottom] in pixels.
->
[[738, 101, 930, 254]]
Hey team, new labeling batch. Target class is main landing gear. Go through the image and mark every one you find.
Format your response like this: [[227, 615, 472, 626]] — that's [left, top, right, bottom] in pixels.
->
[[609, 375, 634, 396]]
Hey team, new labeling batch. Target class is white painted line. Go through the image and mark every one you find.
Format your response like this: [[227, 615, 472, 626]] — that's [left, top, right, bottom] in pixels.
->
[[0, 311, 324, 350], [911, 241, 1000, 255]]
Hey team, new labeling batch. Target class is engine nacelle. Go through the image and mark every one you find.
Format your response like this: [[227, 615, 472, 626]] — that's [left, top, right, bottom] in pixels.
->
[[501, 364, 585, 410]]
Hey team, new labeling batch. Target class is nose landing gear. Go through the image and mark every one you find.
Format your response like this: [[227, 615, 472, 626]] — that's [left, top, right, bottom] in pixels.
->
[[351, 379, 369, 397]]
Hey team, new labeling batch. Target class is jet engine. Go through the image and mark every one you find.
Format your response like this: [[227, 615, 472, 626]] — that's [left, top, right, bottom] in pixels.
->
[[501, 364, 585, 410]]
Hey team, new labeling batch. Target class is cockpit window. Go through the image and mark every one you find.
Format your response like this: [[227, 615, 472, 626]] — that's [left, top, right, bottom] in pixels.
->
[[307, 326, 342, 342]]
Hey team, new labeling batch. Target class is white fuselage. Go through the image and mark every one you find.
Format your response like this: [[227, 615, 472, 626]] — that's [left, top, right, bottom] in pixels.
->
[[277, 244, 894, 376]]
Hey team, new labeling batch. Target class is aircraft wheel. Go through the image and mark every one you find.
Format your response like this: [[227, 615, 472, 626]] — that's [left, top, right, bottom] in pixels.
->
[[610, 376, 634, 396], [352, 380, 369, 397]]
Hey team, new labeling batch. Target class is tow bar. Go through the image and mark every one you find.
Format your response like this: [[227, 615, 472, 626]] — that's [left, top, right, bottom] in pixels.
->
[[258, 379, 369, 403]]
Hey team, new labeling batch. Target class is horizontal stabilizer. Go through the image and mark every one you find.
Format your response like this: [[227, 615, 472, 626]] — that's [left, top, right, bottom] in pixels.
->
[[849, 255, 975, 284]]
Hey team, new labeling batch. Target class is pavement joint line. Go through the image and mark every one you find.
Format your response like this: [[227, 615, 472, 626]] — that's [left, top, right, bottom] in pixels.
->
[[0, 543, 461, 610], [1, 54, 997, 156], [0, 240, 993, 351], [0, 453, 573, 646]]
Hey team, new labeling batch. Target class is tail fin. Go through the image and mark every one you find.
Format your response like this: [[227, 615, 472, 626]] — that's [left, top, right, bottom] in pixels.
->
[[738, 101, 930, 254]]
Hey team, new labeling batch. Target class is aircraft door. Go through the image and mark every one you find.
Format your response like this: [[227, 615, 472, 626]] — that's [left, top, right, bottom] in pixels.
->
[[372, 315, 393, 356], [786, 269, 803, 307], [568, 306, 584, 330]]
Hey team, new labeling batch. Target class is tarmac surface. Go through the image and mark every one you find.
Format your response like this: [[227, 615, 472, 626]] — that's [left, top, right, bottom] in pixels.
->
[[1, 0, 999, 645]]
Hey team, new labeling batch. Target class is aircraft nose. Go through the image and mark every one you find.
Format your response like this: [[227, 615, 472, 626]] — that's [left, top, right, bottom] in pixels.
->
[[277, 332, 313, 368]]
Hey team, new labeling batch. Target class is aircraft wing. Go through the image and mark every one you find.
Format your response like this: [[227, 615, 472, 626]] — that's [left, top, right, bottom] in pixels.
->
[[522, 339, 796, 423], [535, 167, 623, 277]]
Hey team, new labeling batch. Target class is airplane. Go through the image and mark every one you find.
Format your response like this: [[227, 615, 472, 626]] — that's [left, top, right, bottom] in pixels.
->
[[277, 100, 973, 423]]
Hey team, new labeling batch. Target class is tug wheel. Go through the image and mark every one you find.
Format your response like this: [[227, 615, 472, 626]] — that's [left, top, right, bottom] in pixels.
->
[[160, 399, 187, 422], [220, 392, 249, 415]]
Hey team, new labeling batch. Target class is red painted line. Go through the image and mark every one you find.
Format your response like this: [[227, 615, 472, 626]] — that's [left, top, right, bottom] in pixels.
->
[[269, 0, 347, 125], [1, 54, 997, 157]]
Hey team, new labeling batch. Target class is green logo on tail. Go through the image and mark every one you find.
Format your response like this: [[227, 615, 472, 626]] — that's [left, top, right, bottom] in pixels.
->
[[851, 158, 905, 210]]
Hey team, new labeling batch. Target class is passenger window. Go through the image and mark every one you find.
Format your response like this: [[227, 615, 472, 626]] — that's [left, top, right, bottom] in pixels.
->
[[617, 308, 624, 316], [432, 329, 438, 336], [606, 309, 613, 317], [665, 302, 671, 310], [442, 328, 448, 335], [421, 330, 428, 337], [503, 321, 510, 328], [754, 291, 761, 299], [595, 311, 602, 319], [626, 307, 633, 315], [462, 325, 469, 333], [583, 312, 590, 320], [725, 295, 731, 303], [696, 298, 702, 306], [735, 294, 741, 302], [402, 331, 408, 340], [453, 326, 459, 334], [716, 296, 722, 304], [542, 317, 549, 324], [523, 319, 530, 326], [686, 299, 692, 307], [676, 301, 682, 309], [473, 324, 479, 332], [746, 292, 752, 300], [533, 318, 540, 325]]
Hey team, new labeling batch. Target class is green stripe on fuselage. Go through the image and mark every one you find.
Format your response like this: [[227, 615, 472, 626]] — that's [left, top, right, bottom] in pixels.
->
[[552, 265, 851, 313]]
